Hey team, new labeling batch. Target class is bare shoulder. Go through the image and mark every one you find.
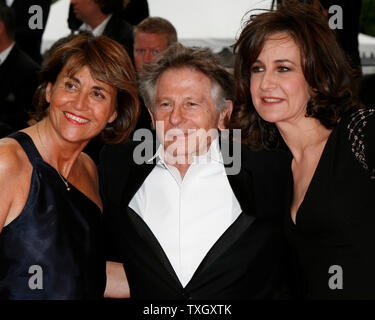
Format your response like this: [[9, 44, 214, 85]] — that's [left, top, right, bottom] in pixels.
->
[[0, 138, 30, 176], [0, 138, 32, 231], [78, 152, 99, 188], [73, 152, 102, 212]]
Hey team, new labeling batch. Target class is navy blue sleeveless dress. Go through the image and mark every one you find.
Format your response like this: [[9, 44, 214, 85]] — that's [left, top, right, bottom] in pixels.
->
[[0, 132, 106, 299]]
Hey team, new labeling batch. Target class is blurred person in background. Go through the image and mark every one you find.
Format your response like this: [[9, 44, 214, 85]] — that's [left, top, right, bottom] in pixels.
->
[[0, 0, 51, 64], [68, 0, 134, 163], [69, 0, 133, 61], [122, 0, 149, 26], [276, 0, 362, 73], [133, 17, 177, 130], [0, 3, 39, 132]]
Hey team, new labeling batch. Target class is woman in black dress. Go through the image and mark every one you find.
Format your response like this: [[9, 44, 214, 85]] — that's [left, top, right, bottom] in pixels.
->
[[231, 1, 375, 299], [0, 34, 139, 299]]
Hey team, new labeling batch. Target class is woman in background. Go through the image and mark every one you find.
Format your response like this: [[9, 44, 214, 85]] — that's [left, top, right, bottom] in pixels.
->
[[231, 0, 375, 299]]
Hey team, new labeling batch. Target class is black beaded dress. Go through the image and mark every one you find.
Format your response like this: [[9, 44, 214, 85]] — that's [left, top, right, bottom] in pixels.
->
[[286, 108, 375, 299], [0, 132, 106, 299]]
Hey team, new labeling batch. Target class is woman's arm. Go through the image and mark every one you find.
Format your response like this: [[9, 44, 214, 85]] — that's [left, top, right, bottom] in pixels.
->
[[104, 261, 130, 298], [348, 109, 375, 180], [365, 109, 375, 176], [0, 140, 30, 233]]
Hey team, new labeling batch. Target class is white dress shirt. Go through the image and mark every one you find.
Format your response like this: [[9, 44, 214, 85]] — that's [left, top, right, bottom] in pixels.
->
[[0, 42, 15, 66], [129, 138, 242, 287], [5, 0, 14, 7], [79, 14, 112, 37]]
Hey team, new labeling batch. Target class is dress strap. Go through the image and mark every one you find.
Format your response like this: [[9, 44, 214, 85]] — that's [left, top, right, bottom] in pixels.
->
[[7, 132, 43, 165]]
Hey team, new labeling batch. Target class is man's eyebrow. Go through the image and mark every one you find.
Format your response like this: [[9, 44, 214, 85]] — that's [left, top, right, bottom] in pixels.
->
[[69, 76, 80, 84], [156, 95, 171, 100]]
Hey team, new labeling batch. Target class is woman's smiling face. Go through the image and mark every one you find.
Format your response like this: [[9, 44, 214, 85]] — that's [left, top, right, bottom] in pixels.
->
[[250, 33, 311, 125], [46, 65, 117, 144]]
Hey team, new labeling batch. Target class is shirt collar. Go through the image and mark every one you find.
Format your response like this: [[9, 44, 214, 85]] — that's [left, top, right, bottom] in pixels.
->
[[146, 136, 224, 166], [5, 0, 14, 7], [79, 14, 112, 37], [0, 42, 15, 66]]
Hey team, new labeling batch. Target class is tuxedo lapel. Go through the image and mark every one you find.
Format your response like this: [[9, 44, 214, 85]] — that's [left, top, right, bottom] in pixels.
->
[[185, 156, 257, 287], [102, 14, 114, 38], [0, 45, 16, 93], [120, 158, 155, 207], [0, 46, 22, 115], [187, 141, 256, 288], [127, 207, 182, 289], [220, 133, 257, 214], [119, 141, 183, 289], [226, 165, 256, 215]]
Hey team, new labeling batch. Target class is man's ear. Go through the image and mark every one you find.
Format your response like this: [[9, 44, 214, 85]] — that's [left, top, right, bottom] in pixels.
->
[[218, 100, 233, 130], [45, 82, 53, 103]]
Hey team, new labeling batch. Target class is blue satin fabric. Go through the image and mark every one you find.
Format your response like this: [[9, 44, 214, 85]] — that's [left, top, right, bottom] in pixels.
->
[[0, 132, 105, 299]]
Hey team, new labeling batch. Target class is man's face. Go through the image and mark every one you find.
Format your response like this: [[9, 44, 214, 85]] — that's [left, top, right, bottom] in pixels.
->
[[70, 0, 100, 22], [133, 32, 169, 72], [150, 67, 232, 162]]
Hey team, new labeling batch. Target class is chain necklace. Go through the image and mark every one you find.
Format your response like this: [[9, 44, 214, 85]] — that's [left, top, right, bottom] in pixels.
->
[[36, 122, 71, 191]]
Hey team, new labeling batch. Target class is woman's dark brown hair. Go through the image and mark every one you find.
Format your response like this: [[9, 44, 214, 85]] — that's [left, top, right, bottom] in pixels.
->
[[230, 0, 359, 150], [34, 34, 139, 144]]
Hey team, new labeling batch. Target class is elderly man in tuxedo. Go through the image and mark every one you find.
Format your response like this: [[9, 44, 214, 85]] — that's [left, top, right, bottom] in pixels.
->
[[100, 44, 292, 300]]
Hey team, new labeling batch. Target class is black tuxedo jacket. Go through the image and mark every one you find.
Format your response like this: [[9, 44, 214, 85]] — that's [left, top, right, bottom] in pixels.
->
[[99, 138, 292, 300], [69, 10, 134, 63], [121, 0, 149, 26], [102, 13, 134, 62], [3, 0, 51, 64], [0, 45, 39, 131]]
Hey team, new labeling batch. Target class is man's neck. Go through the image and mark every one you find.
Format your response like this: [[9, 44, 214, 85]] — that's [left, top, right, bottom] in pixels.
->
[[163, 139, 217, 180], [86, 13, 109, 31], [0, 39, 14, 55], [172, 163, 191, 180], [163, 153, 192, 180]]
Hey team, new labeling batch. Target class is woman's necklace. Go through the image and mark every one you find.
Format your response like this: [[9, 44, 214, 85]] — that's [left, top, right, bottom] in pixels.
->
[[36, 122, 71, 191]]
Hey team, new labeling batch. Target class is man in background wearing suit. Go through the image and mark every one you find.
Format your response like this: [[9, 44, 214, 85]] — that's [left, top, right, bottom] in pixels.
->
[[0, 4, 39, 132], [100, 44, 292, 299], [122, 0, 149, 26], [69, 0, 134, 164], [69, 0, 149, 29], [70, 0, 133, 61], [133, 17, 178, 131], [0, 0, 51, 64], [133, 17, 177, 73]]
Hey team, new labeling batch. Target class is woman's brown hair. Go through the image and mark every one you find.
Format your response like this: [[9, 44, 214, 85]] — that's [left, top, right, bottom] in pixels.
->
[[230, 0, 359, 150], [34, 34, 139, 144]]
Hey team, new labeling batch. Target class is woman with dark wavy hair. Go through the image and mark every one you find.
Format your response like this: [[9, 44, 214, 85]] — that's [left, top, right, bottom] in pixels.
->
[[0, 34, 139, 299], [231, 0, 375, 299]]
